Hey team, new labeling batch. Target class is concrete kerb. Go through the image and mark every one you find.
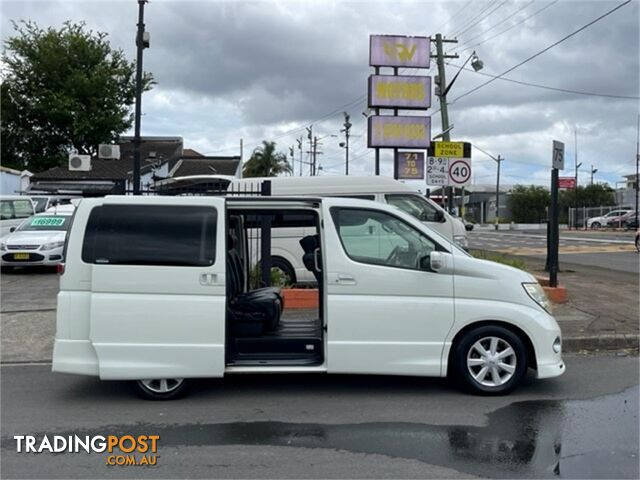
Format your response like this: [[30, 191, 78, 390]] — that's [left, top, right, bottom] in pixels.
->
[[563, 334, 640, 353]]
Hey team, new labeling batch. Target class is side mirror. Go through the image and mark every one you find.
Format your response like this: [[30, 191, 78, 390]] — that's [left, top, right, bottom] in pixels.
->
[[9, 227, 16, 233], [435, 210, 445, 222], [421, 251, 447, 272]]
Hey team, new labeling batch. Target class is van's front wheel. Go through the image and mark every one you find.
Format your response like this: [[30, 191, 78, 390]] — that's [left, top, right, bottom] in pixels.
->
[[452, 326, 527, 395], [134, 378, 188, 400]]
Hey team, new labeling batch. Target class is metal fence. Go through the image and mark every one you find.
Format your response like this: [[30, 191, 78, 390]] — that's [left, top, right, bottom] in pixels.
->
[[568, 205, 635, 229]]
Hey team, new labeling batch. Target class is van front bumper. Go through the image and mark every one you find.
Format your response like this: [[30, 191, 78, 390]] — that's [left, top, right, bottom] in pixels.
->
[[537, 359, 565, 379]]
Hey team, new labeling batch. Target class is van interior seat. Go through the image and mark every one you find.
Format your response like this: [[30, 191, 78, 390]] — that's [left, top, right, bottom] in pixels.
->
[[226, 235, 282, 337], [300, 234, 322, 284]]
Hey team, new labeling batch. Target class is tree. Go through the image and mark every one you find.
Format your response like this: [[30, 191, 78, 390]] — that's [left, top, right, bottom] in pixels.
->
[[508, 185, 550, 223], [243, 141, 292, 177], [1, 21, 154, 171]]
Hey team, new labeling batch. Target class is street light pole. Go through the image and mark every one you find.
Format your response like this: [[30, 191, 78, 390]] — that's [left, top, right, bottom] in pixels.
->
[[342, 112, 351, 175], [495, 155, 502, 227], [133, 0, 148, 195]]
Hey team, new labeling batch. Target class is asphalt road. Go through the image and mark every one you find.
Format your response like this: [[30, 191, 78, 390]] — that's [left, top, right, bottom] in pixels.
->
[[468, 230, 639, 274], [1, 354, 638, 479]]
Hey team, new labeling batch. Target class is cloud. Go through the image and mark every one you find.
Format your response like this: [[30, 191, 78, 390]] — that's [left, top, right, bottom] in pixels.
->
[[1, 0, 638, 186]]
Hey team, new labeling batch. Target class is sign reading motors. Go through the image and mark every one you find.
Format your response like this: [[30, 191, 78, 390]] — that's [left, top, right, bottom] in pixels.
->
[[368, 116, 431, 149], [370, 35, 431, 68], [369, 75, 431, 110]]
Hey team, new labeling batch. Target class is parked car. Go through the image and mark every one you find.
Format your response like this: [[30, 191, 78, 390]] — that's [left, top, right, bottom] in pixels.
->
[[0, 210, 73, 268], [53, 195, 564, 399], [586, 209, 632, 229], [0, 195, 35, 238], [625, 216, 639, 231], [606, 210, 637, 228]]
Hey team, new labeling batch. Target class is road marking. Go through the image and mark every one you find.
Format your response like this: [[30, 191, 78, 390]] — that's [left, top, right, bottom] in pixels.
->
[[489, 244, 637, 256], [1, 361, 52, 367], [472, 232, 634, 245]]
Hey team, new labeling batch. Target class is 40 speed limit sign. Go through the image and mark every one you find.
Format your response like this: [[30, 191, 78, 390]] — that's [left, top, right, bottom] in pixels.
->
[[426, 157, 471, 186], [448, 158, 471, 186]]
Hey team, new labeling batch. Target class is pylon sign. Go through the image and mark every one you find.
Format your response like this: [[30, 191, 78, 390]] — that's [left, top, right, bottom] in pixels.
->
[[369, 35, 431, 68], [368, 116, 431, 149], [368, 75, 431, 110]]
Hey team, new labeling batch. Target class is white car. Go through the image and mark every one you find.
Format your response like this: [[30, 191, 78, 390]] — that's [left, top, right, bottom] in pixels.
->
[[1, 195, 35, 238], [586, 209, 632, 229], [0, 211, 73, 268], [53, 195, 564, 399]]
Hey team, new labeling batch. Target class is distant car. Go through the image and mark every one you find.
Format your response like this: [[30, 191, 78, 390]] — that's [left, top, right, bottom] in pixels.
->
[[0, 195, 35, 237], [606, 210, 638, 228], [586, 209, 632, 229], [625, 216, 639, 231], [0, 210, 74, 269]]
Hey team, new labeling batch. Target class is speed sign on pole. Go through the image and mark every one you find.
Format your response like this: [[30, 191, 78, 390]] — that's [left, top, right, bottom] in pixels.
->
[[448, 158, 471, 186]]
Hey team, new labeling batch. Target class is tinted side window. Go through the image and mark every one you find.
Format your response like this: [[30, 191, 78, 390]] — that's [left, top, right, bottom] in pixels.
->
[[331, 207, 435, 271], [385, 194, 440, 222], [82, 205, 217, 266]]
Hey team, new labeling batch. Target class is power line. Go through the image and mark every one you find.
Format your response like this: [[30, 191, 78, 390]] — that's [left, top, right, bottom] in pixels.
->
[[456, 0, 559, 54], [450, 0, 633, 105], [434, 0, 475, 33], [446, 60, 640, 100], [455, 0, 511, 39], [451, 0, 501, 38], [453, 0, 536, 50]]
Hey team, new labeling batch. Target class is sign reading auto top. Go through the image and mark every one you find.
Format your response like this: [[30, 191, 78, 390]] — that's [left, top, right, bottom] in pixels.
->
[[368, 116, 431, 149], [369, 75, 431, 110], [370, 35, 431, 68]]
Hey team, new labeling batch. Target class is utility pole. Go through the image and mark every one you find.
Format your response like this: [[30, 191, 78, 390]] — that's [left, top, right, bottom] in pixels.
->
[[495, 155, 503, 228], [574, 127, 582, 229], [432, 33, 459, 212], [289, 146, 295, 176], [132, 0, 149, 195], [306, 126, 313, 176], [636, 115, 640, 230], [341, 112, 352, 175], [239, 138, 243, 178], [296, 137, 303, 176], [590, 165, 597, 185]]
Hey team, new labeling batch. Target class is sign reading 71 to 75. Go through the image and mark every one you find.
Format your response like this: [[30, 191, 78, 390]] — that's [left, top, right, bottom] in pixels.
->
[[396, 152, 425, 180]]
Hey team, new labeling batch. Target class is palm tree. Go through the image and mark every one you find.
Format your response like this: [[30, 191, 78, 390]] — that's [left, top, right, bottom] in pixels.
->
[[243, 141, 292, 177]]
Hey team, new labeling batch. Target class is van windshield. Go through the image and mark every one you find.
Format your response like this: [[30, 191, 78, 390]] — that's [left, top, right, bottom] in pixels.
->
[[18, 216, 70, 231], [385, 194, 442, 223]]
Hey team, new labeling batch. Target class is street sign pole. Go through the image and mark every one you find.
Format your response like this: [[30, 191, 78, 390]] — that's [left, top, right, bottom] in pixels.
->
[[549, 140, 564, 288]]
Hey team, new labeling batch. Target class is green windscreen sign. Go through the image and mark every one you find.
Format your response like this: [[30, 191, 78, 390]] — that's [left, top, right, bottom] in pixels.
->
[[31, 217, 65, 227]]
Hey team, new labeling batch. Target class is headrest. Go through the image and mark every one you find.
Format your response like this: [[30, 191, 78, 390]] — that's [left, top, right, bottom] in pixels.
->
[[299, 234, 319, 253]]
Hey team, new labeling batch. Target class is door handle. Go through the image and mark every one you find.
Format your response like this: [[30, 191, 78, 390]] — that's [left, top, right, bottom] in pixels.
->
[[199, 273, 220, 286], [333, 273, 356, 285]]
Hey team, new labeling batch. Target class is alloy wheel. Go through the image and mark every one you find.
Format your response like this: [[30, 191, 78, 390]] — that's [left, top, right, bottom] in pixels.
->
[[139, 378, 184, 394], [466, 337, 517, 387]]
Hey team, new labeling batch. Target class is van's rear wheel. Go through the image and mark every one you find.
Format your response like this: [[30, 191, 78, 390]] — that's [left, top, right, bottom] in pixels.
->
[[134, 378, 187, 400], [452, 325, 527, 395]]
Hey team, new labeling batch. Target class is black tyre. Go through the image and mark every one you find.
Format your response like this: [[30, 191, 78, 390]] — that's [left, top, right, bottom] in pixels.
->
[[272, 257, 296, 285], [133, 378, 188, 400], [590, 221, 601, 229], [452, 325, 528, 395]]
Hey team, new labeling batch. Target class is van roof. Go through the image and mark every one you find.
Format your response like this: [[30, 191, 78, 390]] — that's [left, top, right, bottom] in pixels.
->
[[0, 195, 33, 201], [232, 176, 417, 195]]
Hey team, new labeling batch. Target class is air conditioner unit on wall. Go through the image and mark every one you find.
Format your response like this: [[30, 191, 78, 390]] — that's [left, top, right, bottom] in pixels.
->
[[98, 144, 120, 159], [68, 154, 92, 171]]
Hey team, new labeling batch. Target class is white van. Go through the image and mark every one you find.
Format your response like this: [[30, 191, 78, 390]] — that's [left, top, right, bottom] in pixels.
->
[[1, 195, 35, 238], [228, 176, 468, 284], [53, 195, 564, 399]]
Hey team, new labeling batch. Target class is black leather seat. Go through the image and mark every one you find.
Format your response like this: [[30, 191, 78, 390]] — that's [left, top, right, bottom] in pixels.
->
[[227, 236, 282, 336], [300, 234, 322, 284]]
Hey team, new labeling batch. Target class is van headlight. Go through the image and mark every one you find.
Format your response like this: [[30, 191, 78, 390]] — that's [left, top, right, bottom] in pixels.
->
[[453, 235, 468, 249], [523, 282, 552, 313], [41, 241, 65, 251]]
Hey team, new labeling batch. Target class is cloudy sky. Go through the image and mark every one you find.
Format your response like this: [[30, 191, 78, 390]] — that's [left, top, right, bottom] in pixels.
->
[[2, 0, 639, 189]]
